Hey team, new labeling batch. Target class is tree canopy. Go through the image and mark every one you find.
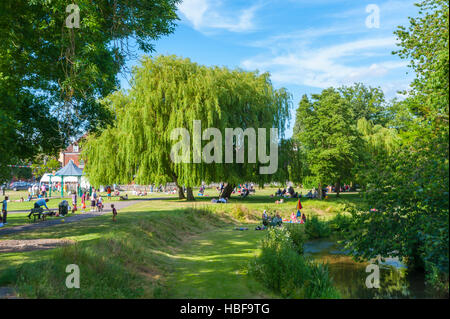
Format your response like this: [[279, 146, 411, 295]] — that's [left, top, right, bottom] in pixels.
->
[[0, 0, 180, 181], [82, 55, 292, 198], [345, 0, 449, 291], [293, 88, 365, 197]]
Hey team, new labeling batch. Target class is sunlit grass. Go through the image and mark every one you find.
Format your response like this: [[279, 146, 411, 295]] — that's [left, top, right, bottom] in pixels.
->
[[0, 188, 364, 298]]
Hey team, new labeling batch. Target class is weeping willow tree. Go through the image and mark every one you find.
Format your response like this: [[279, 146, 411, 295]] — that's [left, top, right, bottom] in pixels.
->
[[82, 55, 291, 200], [352, 117, 400, 190]]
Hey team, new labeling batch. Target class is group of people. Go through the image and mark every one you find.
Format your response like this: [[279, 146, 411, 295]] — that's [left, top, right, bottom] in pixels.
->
[[260, 210, 283, 228], [305, 188, 328, 199], [81, 190, 104, 212], [25, 184, 49, 200], [274, 186, 299, 198]]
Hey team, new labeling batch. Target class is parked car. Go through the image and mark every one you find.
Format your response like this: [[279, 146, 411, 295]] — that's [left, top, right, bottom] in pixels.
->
[[9, 181, 29, 191]]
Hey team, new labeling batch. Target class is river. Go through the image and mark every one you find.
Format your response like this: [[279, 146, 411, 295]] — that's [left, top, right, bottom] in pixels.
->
[[304, 239, 442, 299]]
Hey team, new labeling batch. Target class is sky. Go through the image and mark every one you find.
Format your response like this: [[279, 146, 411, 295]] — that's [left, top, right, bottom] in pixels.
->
[[121, 0, 419, 138]]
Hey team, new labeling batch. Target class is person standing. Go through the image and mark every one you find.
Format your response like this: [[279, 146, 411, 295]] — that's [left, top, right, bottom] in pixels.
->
[[90, 193, 96, 212], [41, 183, 47, 197], [2, 196, 8, 224], [111, 204, 118, 222], [81, 191, 87, 212], [97, 195, 103, 212], [71, 192, 77, 213]]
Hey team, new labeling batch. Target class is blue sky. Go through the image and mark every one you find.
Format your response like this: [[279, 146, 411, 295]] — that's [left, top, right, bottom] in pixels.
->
[[121, 0, 419, 138]]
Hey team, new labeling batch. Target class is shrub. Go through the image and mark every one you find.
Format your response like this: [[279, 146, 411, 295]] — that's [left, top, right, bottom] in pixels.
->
[[231, 205, 249, 221], [305, 214, 331, 238], [249, 227, 340, 298], [329, 212, 353, 234], [304, 262, 340, 299], [284, 223, 307, 254]]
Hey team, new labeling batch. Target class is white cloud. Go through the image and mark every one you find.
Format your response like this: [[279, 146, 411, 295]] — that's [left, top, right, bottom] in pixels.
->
[[178, 0, 209, 29], [241, 36, 409, 92], [177, 0, 260, 33]]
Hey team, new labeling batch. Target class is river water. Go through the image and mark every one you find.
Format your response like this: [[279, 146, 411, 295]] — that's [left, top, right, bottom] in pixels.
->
[[304, 239, 441, 299]]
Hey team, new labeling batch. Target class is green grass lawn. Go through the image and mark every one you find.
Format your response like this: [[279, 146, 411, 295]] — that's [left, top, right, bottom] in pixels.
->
[[164, 227, 273, 298], [0, 188, 364, 298]]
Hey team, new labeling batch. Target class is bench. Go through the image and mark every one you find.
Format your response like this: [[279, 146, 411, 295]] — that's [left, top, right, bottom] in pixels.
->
[[31, 210, 54, 223]]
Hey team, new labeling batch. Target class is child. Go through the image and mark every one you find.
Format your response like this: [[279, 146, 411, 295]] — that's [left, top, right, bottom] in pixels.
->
[[71, 192, 77, 214], [111, 204, 117, 222], [90, 194, 96, 212], [97, 195, 103, 212]]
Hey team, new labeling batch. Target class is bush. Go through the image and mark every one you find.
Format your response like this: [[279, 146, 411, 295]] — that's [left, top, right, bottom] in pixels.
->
[[329, 212, 353, 234], [231, 205, 249, 221], [305, 214, 331, 238], [284, 223, 307, 254], [249, 227, 339, 298]]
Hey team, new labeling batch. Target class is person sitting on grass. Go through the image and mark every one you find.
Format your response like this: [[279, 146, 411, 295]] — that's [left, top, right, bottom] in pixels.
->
[[211, 197, 228, 203], [28, 198, 50, 219], [269, 212, 282, 227], [275, 213, 283, 226], [241, 187, 250, 198], [262, 210, 269, 227]]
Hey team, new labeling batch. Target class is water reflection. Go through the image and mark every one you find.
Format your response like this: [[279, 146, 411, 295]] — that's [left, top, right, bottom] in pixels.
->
[[304, 239, 437, 299]]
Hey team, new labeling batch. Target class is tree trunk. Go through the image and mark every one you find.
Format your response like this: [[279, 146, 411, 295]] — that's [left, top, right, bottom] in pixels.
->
[[177, 186, 185, 199], [335, 180, 340, 197], [186, 187, 195, 201], [220, 183, 234, 199], [172, 175, 185, 200], [318, 183, 323, 200]]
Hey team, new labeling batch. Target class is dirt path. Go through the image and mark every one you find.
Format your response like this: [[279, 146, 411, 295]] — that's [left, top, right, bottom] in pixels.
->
[[0, 199, 148, 236], [0, 239, 75, 253]]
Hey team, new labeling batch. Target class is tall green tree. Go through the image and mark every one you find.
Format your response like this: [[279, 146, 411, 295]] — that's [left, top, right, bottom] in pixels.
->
[[31, 156, 62, 179], [0, 0, 180, 181], [339, 83, 389, 125], [352, 117, 400, 190], [293, 89, 362, 198], [82, 55, 292, 200], [347, 0, 449, 292]]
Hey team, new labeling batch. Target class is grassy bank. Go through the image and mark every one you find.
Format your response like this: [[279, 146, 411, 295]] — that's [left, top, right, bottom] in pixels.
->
[[0, 189, 361, 298], [0, 202, 267, 298]]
